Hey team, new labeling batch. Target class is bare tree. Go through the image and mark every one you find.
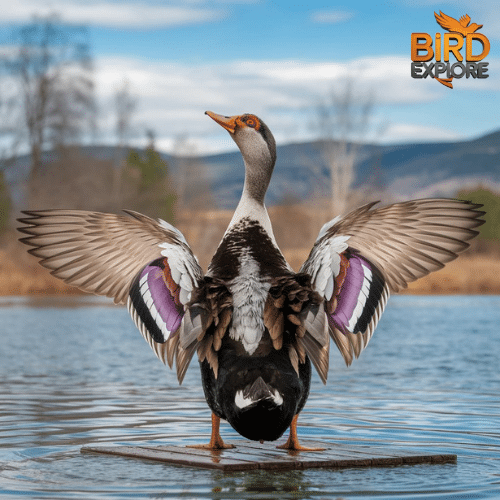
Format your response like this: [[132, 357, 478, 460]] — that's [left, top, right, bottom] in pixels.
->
[[23, 148, 115, 211], [112, 79, 137, 206], [48, 67, 95, 149], [0, 64, 20, 169], [115, 79, 137, 150], [173, 134, 213, 211], [311, 78, 377, 216], [7, 14, 95, 180]]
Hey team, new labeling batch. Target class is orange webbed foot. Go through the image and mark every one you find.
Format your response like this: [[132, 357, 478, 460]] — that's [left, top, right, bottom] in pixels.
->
[[276, 440, 325, 452], [276, 414, 325, 452], [187, 413, 235, 450]]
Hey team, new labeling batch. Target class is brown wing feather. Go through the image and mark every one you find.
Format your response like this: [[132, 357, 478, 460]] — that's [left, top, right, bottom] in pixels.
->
[[321, 199, 484, 293], [177, 277, 233, 381], [264, 274, 329, 382], [18, 209, 201, 304]]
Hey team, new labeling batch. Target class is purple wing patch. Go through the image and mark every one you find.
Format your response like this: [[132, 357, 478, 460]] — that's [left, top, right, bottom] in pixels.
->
[[328, 251, 385, 335], [128, 258, 184, 343]]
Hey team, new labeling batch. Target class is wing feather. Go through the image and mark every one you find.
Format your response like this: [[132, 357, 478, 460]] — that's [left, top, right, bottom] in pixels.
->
[[18, 209, 202, 304], [313, 199, 484, 293], [302, 198, 484, 365]]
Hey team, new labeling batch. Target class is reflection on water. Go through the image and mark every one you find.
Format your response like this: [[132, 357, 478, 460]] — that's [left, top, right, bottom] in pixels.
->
[[0, 295, 499, 499]]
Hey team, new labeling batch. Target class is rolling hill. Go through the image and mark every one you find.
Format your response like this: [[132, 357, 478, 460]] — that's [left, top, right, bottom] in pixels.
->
[[3, 129, 500, 210]]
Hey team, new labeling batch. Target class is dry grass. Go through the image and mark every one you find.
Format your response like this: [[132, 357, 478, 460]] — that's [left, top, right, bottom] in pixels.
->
[[0, 244, 81, 296], [403, 255, 500, 294]]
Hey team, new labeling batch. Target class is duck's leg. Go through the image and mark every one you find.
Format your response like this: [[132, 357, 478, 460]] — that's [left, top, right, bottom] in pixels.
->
[[277, 414, 325, 451], [187, 413, 235, 450]]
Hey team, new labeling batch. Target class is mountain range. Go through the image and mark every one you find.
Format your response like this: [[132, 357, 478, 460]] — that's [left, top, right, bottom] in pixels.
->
[[3, 129, 500, 210]]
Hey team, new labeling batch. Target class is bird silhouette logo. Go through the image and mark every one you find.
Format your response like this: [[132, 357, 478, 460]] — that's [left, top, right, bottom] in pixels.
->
[[433, 11, 485, 88], [434, 11, 483, 37]]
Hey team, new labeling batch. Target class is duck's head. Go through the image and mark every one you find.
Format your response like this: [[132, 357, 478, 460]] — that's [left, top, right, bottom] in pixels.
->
[[206, 111, 276, 204]]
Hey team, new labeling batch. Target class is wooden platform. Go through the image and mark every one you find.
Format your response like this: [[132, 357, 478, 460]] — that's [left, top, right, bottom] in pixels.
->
[[81, 441, 457, 471]]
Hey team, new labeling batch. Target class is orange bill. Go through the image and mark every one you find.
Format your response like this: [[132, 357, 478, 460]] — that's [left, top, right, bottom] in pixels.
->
[[205, 111, 238, 134]]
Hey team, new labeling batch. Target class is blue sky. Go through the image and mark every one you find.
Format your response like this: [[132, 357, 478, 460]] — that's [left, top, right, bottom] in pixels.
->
[[1, 0, 499, 154]]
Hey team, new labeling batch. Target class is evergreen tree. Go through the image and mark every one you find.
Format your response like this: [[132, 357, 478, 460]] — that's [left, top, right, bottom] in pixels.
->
[[458, 187, 499, 242], [124, 147, 176, 223]]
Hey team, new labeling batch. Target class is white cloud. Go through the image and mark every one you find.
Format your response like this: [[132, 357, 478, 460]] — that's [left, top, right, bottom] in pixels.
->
[[91, 55, 452, 153], [310, 10, 354, 24], [381, 123, 464, 143], [0, 44, 22, 58], [0, 0, 225, 28], [4, 52, 496, 154]]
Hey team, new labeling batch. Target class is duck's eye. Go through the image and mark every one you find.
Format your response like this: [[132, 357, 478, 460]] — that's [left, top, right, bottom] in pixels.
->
[[245, 116, 259, 129]]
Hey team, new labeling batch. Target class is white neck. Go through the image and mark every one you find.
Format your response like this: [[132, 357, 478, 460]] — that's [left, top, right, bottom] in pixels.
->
[[226, 190, 278, 246]]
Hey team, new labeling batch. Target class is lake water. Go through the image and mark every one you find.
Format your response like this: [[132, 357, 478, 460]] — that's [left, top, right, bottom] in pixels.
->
[[0, 294, 499, 499]]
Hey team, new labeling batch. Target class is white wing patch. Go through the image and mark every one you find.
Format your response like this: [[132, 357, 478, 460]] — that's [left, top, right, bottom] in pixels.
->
[[159, 242, 199, 304], [317, 215, 341, 240], [158, 218, 190, 246], [303, 234, 350, 300], [346, 263, 373, 331]]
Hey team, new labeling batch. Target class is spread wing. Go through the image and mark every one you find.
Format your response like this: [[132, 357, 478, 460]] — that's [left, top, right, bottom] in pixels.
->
[[301, 198, 484, 367], [18, 209, 204, 379], [434, 11, 461, 32], [459, 14, 471, 27]]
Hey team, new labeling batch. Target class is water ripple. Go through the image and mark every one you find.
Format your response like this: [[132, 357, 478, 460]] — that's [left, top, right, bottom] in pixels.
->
[[0, 295, 499, 499]]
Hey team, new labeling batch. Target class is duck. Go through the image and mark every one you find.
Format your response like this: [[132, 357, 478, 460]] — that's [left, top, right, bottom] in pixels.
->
[[18, 111, 484, 451]]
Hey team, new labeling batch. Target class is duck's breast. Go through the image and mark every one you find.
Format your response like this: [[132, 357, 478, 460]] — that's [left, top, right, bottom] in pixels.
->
[[208, 217, 290, 355]]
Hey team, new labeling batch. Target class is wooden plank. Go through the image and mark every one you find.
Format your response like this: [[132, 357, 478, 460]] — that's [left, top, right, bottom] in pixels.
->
[[152, 444, 302, 471], [81, 445, 259, 471], [240, 440, 374, 468], [303, 441, 457, 465], [81, 441, 457, 472]]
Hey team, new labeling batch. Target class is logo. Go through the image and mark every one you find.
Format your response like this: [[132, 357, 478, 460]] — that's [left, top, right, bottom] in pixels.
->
[[411, 11, 490, 88]]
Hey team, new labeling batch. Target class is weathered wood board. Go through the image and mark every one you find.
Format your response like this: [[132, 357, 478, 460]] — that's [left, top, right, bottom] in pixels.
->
[[81, 441, 457, 472]]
